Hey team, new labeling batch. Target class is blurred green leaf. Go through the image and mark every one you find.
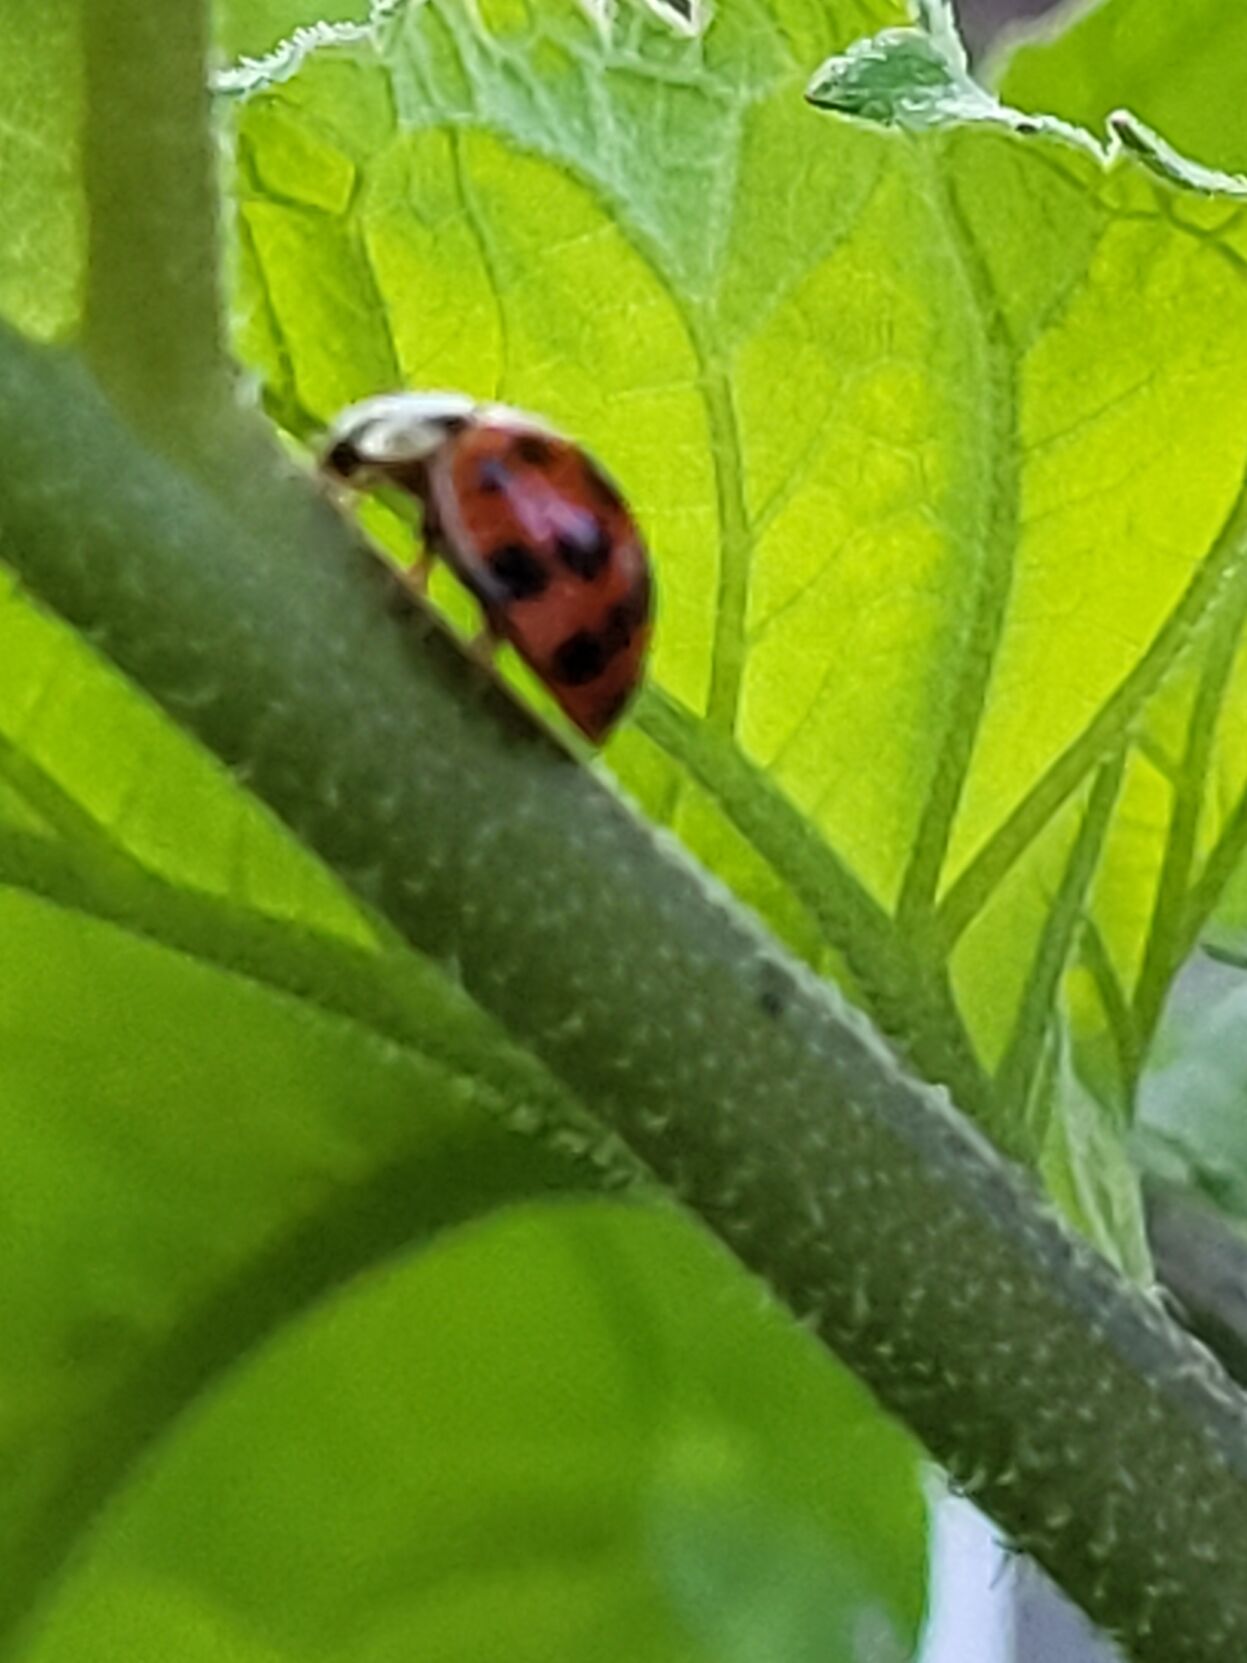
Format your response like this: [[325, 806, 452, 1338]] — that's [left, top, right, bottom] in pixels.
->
[[997, 0, 1247, 174], [1138, 960, 1247, 1215], [1130, 952, 1247, 1387], [0, 564, 383, 941], [1201, 823, 1247, 967], [0, 860, 647, 1645], [654, 1492, 910, 1663], [11, 1199, 925, 1663], [1039, 1045, 1151, 1279]]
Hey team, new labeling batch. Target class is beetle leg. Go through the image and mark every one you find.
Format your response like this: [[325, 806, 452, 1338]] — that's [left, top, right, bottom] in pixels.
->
[[401, 548, 436, 598], [467, 624, 500, 667]]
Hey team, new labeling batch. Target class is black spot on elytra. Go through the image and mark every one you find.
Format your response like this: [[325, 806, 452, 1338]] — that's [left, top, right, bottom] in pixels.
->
[[597, 570, 652, 657], [514, 433, 553, 467], [552, 630, 607, 686], [490, 543, 549, 600], [601, 603, 634, 658], [555, 522, 612, 582], [477, 457, 510, 494]]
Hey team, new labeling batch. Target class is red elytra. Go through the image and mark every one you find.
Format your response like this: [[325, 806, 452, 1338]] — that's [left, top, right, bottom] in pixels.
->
[[322, 392, 653, 743]]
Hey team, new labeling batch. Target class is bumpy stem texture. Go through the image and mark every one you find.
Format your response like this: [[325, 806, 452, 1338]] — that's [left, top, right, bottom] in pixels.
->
[[2, 335, 1247, 1660]]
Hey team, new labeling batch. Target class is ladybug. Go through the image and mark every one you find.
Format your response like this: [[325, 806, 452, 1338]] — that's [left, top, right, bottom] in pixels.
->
[[320, 391, 653, 744]]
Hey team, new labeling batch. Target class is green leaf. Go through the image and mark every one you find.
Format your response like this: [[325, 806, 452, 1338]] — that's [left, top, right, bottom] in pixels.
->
[[1040, 1042, 1151, 1280], [13, 1206, 924, 1663], [228, 0, 1247, 1200], [0, 547, 925, 1655], [213, 0, 370, 63], [997, 0, 1247, 175], [0, 566, 382, 944], [653, 1492, 910, 1663], [1139, 962, 1247, 1217], [803, 2, 1037, 137], [0, 830, 646, 1641]]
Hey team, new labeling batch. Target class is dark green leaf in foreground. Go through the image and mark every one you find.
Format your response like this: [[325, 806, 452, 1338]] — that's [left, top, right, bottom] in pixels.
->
[[13, 1202, 922, 1663]]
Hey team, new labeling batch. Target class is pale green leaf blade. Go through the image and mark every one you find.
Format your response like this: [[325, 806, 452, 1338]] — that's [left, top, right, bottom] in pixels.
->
[[997, 0, 1247, 174], [0, 569, 388, 947]]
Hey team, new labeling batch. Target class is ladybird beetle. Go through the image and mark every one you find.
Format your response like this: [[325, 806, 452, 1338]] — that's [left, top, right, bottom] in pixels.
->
[[320, 391, 653, 744]]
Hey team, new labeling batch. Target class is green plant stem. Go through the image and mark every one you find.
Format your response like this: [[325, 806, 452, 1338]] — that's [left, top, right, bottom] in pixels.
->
[[3, 333, 1247, 1662], [80, 0, 227, 439]]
